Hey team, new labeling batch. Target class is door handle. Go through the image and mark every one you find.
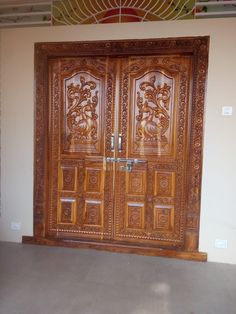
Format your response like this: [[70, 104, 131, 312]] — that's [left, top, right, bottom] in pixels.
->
[[110, 134, 121, 152], [111, 134, 115, 152], [118, 134, 122, 152]]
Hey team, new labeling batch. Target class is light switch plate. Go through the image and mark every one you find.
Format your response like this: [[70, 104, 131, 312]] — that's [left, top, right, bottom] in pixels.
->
[[215, 239, 228, 249], [222, 106, 233, 116], [10, 222, 21, 230]]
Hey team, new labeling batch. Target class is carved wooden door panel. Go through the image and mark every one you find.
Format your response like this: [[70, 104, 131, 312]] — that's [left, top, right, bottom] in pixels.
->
[[27, 37, 209, 261], [47, 57, 116, 240], [28, 38, 208, 260], [48, 55, 192, 249], [114, 56, 192, 249]]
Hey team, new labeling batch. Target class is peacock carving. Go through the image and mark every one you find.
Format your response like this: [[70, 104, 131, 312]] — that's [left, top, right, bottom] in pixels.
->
[[66, 76, 98, 144], [136, 76, 171, 144]]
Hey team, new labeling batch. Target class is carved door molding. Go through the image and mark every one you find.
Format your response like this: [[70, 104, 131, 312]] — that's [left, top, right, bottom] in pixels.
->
[[24, 37, 209, 261]]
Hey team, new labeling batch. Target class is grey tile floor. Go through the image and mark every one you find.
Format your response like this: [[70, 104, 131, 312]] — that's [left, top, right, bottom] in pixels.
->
[[0, 242, 236, 314]]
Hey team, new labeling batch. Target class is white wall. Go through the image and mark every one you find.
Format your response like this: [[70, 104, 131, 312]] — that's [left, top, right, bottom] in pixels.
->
[[0, 18, 236, 264]]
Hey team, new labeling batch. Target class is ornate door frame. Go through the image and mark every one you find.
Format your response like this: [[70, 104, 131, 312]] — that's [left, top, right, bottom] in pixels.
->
[[23, 37, 209, 261]]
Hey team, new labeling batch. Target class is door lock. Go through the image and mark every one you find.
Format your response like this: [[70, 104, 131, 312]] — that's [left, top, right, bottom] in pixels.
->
[[105, 157, 146, 172], [120, 160, 133, 172]]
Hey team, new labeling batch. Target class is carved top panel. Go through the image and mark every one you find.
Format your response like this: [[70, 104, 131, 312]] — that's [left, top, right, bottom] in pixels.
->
[[119, 55, 192, 161], [132, 71, 175, 156], [35, 37, 209, 59], [64, 72, 101, 153]]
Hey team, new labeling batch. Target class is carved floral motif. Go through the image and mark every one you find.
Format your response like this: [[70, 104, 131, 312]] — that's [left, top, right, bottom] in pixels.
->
[[154, 207, 172, 230], [127, 205, 143, 229], [61, 202, 72, 223], [136, 76, 171, 145], [84, 202, 101, 226], [61, 167, 76, 191], [128, 172, 145, 194], [66, 75, 98, 146], [86, 169, 101, 193], [155, 172, 175, 197]]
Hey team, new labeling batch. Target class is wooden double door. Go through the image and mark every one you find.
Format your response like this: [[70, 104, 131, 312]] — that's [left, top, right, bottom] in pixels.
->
[[27, 38, 209, 260]]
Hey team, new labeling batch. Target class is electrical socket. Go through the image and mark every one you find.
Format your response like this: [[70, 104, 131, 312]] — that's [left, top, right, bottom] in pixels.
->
[[215, 239, 228, 249], [10, 222, 21, 231]]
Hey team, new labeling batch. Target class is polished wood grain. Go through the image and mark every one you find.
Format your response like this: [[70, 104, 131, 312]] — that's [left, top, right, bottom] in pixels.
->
[[114, 55, 192, 249], [47, 57, 114, 240], [24, 37, 209, 261]]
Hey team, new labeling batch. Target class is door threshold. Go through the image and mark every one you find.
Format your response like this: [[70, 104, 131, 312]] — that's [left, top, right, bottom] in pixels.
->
[[22, 236, 207, 262]]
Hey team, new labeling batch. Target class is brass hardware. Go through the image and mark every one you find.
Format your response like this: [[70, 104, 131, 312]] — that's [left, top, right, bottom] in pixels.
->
[[111, 134, 115, 151], [118, 134, 122, 152], [120, 160, 133, 172], [105, 157, 146, 172], [106, 157, 146, 164]]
